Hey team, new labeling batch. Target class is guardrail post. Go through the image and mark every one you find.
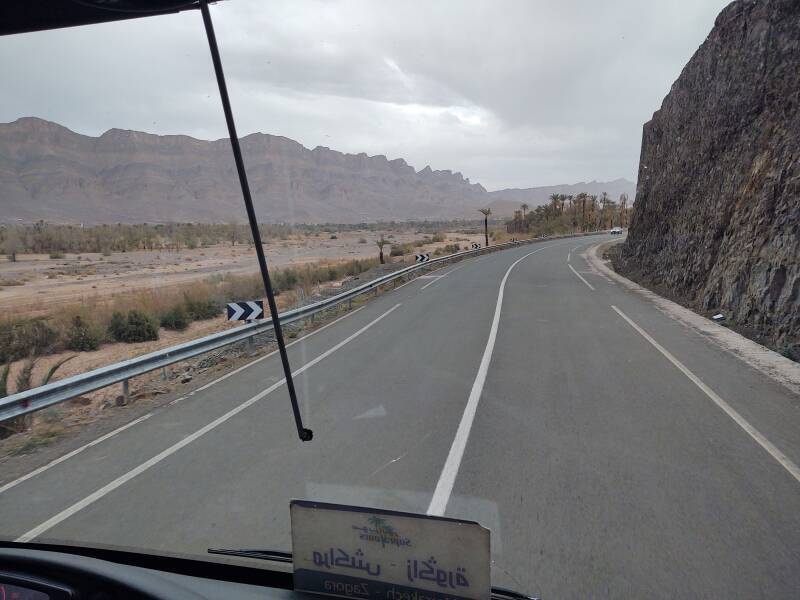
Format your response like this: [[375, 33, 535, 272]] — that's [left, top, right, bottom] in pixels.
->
[[161, 367, 167, 381], [248, 336, 255, 355], [122, 378, 130, 405], [348, 298, 352, 310]]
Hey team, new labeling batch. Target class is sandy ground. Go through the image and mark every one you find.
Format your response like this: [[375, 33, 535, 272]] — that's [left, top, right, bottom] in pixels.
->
[[0, 229, 483, 400], [0, 230, 482, 318]]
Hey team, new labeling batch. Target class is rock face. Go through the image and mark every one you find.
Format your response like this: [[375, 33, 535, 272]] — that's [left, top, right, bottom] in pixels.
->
[[0, 117, 487, 224], [616, 0, 799, 354]]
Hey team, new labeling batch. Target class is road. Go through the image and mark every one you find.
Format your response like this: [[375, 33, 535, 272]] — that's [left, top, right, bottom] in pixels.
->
[[1, 236, 799, 598]]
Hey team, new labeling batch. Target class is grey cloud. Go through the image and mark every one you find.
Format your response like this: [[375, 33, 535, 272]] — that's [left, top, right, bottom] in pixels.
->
[[0, 0, 731, 189]]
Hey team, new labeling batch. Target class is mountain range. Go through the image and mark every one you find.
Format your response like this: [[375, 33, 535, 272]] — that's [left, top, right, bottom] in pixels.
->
[[0, 117, 634, 224]]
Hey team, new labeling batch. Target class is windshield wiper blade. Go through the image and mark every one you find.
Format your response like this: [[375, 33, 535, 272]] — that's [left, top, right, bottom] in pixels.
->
[[207, 548, 292, 563], [490, 586, 540, 600], [208, 550, 539, 598]]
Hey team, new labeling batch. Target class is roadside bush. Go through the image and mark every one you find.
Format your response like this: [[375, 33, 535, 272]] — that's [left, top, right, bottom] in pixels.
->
[[160, 305, 189, 331], [64, 315, 101, 351], [49, 251, 65, 259], [107, 312, 127, 341], [107, 310, 159, 343], [434, 243, 461, 256], [123, 310, 159, 342], [184, 296, 222, 321], [329, 234, 338, 239], [0, 319, 58, 363], [389, 246, 407, 257], [358, 238, 367, 244]]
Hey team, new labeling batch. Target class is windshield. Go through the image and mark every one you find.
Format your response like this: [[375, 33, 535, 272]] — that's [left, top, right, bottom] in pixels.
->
[[1, 1, 799, 598]]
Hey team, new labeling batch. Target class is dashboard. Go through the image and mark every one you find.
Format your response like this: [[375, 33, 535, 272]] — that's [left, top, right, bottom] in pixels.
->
[[0, 546, 300, 600]]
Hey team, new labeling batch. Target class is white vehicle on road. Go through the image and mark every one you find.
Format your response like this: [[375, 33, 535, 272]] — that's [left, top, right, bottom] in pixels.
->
[[610, 226, 623, 234]]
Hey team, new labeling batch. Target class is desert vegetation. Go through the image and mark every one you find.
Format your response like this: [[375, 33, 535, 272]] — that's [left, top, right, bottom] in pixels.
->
[[505, 192, 632, 236], [0, 257, 379, 367]]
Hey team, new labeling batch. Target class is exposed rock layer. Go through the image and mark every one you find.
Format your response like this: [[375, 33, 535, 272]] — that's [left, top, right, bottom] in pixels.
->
[[0, 117, 633, 225], [615, 0, 799, 354], [0, 117, 487, 224]]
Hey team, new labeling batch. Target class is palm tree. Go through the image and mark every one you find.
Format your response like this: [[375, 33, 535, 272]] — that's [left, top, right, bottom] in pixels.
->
[[567, 195, 576, 231], [549, 193, 560, 215], [521, 203, 529, 219], [577, 192, 588, 231], [600, 192, 610, 229], [376, 235, 388, 264], [588, 195, 598, 230], [478, 208, 491, 247]]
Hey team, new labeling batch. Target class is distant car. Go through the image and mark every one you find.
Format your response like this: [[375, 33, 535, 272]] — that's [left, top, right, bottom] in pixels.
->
[[610, 227, 623, 234]]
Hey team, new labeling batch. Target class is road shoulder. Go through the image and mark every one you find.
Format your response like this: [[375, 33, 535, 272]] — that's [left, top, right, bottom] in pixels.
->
[[585, 240, 800, 396]]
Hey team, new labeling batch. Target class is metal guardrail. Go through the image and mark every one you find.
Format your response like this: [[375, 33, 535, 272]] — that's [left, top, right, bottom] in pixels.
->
[[0, 232, 604, 422]]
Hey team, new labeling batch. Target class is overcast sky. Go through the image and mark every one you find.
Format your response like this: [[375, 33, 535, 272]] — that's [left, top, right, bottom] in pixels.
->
[[0, 0, 730, 190]]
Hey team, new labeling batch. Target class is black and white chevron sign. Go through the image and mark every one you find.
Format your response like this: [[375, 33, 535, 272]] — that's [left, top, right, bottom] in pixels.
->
[[415, 253, 430, 263], [471, 243, 481, 249], [227, 300, 264, 321]]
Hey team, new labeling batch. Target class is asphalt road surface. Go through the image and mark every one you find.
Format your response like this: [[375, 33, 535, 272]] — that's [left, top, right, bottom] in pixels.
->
[[1, 236, 799, 598]]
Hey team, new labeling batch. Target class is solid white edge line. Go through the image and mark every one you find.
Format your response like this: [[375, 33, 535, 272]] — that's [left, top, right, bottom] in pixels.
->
[[568, 263, 595, 290], [426, 246, 552, 516], [192, 305, 365, 394], [15, 303, 402, 543], [2, 306, 368, 497], [0, 413, 153, 496], [611, 305, 800, 484]]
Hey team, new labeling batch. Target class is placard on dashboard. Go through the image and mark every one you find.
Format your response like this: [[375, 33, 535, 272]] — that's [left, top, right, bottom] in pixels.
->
[[290, 501, 490, 600]]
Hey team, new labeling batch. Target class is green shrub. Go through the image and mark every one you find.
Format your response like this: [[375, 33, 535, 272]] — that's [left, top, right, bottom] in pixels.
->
[[0, 319, 58, 363], [107, 312, 127, 342], [49, 251, 65, 259], [160, 305, 189, 330], [184, 296, 222, 321], [64, 315, 101, 351], [107, 310, 159, 343], [329, 234, 338, 239], [123, 310, 159, 343], [389, 246, 406, 257]]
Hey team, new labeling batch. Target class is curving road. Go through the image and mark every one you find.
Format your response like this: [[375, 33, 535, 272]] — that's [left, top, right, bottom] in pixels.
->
[[1, 236, 799, 598]]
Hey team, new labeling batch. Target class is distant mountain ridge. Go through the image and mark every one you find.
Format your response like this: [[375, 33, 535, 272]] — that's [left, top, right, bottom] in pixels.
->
[[0, 117, 633, 224]]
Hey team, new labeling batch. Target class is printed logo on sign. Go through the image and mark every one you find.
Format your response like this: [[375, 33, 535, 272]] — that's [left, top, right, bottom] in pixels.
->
[[352, 516, 412, 548]]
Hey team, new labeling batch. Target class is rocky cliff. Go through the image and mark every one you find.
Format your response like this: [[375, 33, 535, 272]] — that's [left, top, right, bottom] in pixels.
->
[[615, 0, 799, 355], [0, 117, 488, 224]]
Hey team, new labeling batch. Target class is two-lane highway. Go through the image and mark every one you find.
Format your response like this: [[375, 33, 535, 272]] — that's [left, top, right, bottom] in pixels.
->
[[1, 236, 798, 598]]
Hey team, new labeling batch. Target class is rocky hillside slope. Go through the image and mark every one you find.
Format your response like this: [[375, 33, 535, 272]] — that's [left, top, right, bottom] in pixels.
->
[[614, 0, 799, 356], [0, 117, 634, 225], [0, 117, 488, 224]]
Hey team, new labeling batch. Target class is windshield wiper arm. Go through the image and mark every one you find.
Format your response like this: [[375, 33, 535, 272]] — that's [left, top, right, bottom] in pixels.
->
[[207, 548, 292, 563], [207, 550, 540, 599]]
